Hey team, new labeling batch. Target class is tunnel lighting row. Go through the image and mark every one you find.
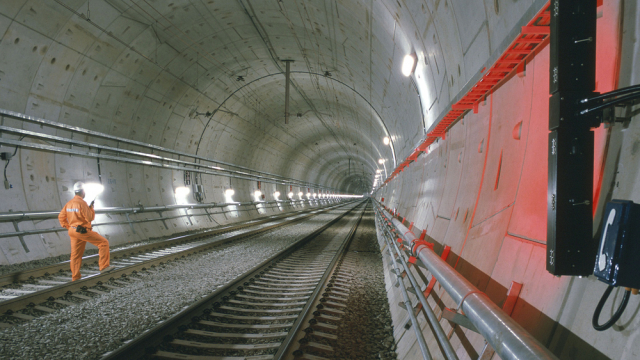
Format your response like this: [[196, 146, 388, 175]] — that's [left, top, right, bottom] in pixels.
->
[[172, 187, 359, 200]]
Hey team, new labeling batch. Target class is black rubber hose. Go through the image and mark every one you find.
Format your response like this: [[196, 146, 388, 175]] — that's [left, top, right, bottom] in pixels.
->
[[582, 84, 640, 103], [592, 285, 631, 331], [581, 92, 640, 115]]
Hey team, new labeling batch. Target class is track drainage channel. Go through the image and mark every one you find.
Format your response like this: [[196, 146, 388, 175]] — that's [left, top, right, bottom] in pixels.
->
[[102, 201, 367, 360]]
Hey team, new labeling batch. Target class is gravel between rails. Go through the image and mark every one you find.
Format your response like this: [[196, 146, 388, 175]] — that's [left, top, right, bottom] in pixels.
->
[[332, 207, 397, 360], [0, 206, 356, 360]]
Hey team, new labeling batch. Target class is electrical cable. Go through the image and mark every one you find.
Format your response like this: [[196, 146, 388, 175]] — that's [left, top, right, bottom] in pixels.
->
[[582, 84, 640, 103], [592, 285, 631, 331], [580, 92, 640, 115], [3, 136, 25, 183]]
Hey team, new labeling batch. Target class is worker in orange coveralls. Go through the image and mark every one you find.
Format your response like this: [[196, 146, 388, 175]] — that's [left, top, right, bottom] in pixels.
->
[[58, 182, 115, 281]]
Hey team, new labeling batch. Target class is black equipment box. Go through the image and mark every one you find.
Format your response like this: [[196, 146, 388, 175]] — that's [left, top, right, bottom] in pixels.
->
[[594, 200, 640, 288]]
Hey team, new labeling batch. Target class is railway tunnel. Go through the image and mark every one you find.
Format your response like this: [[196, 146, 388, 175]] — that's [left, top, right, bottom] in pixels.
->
[[0, 0, 639, 359]]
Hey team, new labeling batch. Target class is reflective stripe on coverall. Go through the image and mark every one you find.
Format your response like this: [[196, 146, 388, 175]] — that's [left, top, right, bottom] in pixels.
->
[[58, 195, 110, 281]]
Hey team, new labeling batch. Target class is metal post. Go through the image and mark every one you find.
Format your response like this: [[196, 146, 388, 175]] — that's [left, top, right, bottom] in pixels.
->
[[284, 60, 292, 124]]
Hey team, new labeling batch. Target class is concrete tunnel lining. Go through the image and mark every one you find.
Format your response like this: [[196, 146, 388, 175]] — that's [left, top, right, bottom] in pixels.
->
[[0, 0, 640, 359]]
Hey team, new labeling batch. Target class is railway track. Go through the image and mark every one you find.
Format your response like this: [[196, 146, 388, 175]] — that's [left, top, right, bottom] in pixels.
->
[[0, 201, 352, 325], [102, 202, 369, 360]]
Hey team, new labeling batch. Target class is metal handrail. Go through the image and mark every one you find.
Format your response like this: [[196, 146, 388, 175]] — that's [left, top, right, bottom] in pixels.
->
[[374, 202, 559, 360], [376, 210, 459, 360]]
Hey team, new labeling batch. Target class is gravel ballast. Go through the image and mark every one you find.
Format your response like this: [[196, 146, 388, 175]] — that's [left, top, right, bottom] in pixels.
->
[[332, 207, 397, 360], [0, 205, 356, 360]]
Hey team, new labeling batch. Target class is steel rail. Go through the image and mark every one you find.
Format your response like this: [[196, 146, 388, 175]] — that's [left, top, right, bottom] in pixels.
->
[[376, 211, 459, 360], [0, 203, 342, 286], [374, 202, 559, 360], [0, 202, 354, 315], [0, 108, 334, 192], [273, 200, 367, 359], [101, 201, 365, 360]]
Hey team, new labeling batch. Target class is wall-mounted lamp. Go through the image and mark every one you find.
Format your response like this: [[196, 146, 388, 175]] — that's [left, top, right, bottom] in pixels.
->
[[402, 54, 417, 77]]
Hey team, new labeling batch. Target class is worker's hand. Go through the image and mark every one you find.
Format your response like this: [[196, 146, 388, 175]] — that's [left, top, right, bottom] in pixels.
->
[[89, 200, 95, 208]]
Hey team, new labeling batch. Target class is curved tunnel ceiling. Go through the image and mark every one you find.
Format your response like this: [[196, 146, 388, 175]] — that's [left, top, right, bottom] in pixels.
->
[[0, 0, 545, 193]]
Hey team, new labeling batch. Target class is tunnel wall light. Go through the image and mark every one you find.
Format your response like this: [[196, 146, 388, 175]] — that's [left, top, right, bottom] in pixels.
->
[[288, 192, 294, 198], [383, 136, 390, 145], [84, 183, 105, 196], [402, 54, 417, 77], [225, 188, 235, 197], [84, 183, 105, 204], [273, 191, 280, 198], [175, 186, 191, 197], [378, 158, 385, 164]]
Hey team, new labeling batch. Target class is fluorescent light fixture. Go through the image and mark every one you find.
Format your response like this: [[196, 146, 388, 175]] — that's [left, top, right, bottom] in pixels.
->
[[402, 54, 416, 77], [254, 190, 262, 199], [225, 188, 235, 196], [306, 192, 311, 198], [312, 193, 317, 198], [288, 192, 294, 198], [376, 169, 382, 173], [383, 136, 390, 145], [274, 191, 281, 197], [298, 191, 303, 198], [175, 186, 190, 197], [378, 158, 385, 164]]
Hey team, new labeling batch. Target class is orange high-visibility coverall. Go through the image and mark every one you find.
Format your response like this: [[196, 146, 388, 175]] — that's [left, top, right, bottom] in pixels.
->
[[58, 195, 110, 281]]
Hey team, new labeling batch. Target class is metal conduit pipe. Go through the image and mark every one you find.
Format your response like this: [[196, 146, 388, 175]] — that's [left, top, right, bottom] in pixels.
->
[[0, 200, 324, 223], [375, 211, 459, 360], [0, 108, 329, 190], [0, 127, 333, 192], [378, 221, 432, 360], [0, 137, 325, 190], [375, 204, 559, 360], [0, 200, 343, 239]]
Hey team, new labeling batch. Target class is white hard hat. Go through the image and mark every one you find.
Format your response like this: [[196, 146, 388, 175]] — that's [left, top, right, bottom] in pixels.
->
[[73, 182, 85, 192]]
